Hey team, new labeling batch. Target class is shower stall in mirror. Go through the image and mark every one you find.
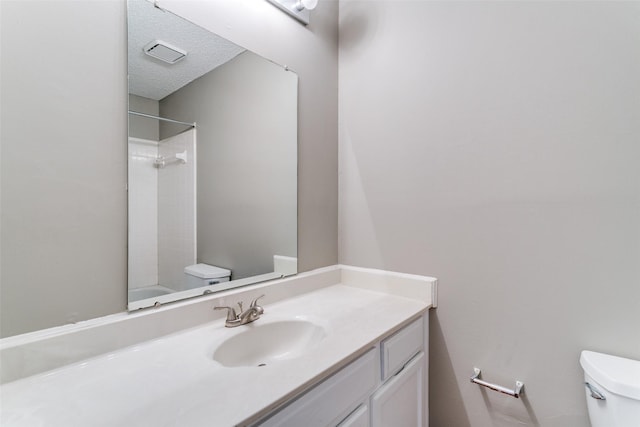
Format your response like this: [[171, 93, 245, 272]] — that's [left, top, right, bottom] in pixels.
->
[[128, 112, 196, 302], [127, 0, 298, 310]]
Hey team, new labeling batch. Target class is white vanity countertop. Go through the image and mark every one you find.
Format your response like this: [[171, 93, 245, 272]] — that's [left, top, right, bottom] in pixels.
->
[[0, 283, 430, 427]]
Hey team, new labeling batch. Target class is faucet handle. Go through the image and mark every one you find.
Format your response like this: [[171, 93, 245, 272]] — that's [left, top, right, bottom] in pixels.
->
[[250, 295, 265, 316], [213, 306, 237, 322], [250, 294, 265, 308]]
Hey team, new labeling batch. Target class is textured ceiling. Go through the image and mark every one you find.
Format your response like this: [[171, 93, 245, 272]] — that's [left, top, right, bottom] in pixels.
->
[[128, 0, 245, 101]]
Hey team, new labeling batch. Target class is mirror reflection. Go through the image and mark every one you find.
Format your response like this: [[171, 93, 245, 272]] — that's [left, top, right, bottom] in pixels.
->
[[127, 0, 298, 310]]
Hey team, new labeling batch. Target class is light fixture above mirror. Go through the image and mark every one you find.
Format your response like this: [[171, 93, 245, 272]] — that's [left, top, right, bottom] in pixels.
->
[[266, 0, 318, 25]]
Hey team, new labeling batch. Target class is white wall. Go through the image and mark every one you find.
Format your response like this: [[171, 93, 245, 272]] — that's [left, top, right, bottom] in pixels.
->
[[339, 1, 640, 426]]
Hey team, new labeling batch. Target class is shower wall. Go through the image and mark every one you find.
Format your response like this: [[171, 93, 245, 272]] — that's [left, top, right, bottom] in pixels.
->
[[127, 138, 158, 290], [128, 94, 196, 293], [128, 130, 196, 292], [157, 129, 196, 291], [128, 95, 160, 291]]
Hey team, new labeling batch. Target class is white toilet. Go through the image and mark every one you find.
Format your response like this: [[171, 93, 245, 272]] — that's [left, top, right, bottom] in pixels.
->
[[580, 350, 640, 427], [184, 263, 231, 289]]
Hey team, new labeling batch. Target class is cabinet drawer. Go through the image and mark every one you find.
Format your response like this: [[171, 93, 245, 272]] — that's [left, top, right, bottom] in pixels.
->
[[380, 318, 423, 380], [257, 348, 377, 427]]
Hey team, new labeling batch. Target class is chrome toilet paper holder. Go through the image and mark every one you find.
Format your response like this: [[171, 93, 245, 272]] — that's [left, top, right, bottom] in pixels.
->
[[470, 367, 524, 398]]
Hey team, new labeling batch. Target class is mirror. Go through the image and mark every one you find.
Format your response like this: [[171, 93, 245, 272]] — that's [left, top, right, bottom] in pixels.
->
[[127, 0, 298, 310]]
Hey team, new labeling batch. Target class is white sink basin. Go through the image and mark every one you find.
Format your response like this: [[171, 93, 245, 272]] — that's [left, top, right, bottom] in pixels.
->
[[213, 320, 327, 368]]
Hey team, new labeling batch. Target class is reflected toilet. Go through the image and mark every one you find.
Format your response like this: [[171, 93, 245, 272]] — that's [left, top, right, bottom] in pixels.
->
[[184, 263, 231, 289]]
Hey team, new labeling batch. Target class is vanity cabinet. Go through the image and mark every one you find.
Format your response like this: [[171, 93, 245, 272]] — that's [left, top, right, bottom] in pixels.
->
[[254, 315, 428, 427]]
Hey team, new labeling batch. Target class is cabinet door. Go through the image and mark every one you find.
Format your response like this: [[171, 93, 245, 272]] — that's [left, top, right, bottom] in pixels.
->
[[337, 404, 369, 427], [371, 352, 424, 427]]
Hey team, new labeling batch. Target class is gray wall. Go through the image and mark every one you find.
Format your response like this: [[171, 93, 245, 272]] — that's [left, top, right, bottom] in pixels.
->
[[339, 1, 640, 426], [0, 0, 338, 337], [160, 52, 297, 280], [160, 0, 339, 275], [1, 0, 128, 337], [128, 94, 159, 141]]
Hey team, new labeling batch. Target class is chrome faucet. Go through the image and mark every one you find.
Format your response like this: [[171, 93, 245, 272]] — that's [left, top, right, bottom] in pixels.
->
[[214, 295, 265, 328]]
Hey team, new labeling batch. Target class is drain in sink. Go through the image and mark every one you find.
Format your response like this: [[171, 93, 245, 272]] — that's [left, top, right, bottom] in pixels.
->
[[257, 363, 267, 367]]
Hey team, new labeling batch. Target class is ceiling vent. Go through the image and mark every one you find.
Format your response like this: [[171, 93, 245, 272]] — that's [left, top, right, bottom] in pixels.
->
[[143, 40, 187, 64]]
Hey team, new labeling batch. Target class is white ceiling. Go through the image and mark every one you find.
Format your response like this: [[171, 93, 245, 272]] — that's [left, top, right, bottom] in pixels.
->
[[128, 0, 245, 101]]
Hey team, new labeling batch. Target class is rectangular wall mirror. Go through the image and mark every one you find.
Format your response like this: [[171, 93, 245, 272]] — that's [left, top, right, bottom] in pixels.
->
[[127, 0, 298, 310]]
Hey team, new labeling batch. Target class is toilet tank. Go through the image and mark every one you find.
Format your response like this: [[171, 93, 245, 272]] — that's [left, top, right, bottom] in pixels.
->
[[580, 351, 640, 427]]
